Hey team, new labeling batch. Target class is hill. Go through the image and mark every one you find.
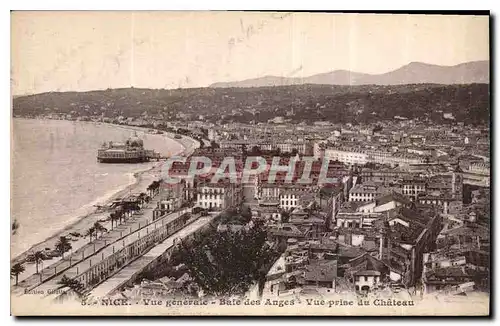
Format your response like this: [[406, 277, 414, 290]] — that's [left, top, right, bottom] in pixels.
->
[[13, 84, 490, 125], [210, 61, 489, 88]]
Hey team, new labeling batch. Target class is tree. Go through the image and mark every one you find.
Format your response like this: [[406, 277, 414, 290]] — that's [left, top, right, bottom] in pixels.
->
[[115, 207, 125, 224], [177, 219, 278, 297], [85, 227, 96, 243], [147, 180, 162, 197], [240, 205, 252, 223], [11, 263, 25, 285], [33, 251, 44, 274], [93, 222, 107, 238], [57, 275, 86, 300], [111, 210, 124, 228], [281, 210, 290, 223], [55, 236, 72, 258], [210, 140, 220, 149], [138, 192, 148, 206]]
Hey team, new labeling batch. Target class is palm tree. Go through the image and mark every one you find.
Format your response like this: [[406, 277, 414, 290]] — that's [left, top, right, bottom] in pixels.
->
[[151, 181, 158, 196], [10, 263, 25, 285], [138, 192, 147, 206], [84, 227, 96, 243], [148, 180, 162, 197], [110, 212, 121, 230], [33, 251, 44, 274], [129, 202, 141, 214], [147, 181, 158, 198], [55, 236, 72, 258], [93, 222, 107, 238], [117, 210, 125, 224], [114, 206, 125, 224], [119, 205, 129, 220], [57, 275, 85, 299]]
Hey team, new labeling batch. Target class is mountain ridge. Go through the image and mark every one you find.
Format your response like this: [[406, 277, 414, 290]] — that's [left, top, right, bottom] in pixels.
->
[[210, 60, 489, 88]]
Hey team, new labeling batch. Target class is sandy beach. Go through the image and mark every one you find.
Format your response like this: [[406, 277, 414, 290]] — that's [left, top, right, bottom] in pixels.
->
[[11, 122, 199, 284]]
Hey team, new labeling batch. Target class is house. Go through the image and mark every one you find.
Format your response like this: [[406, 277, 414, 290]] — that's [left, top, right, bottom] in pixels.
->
[[354, 270, 381, 292], [344, 252, 404, 292], [289, 210, 327, 238], [356, 192, 413, 214], [268, 224, 305, 245], [302, 260, 338, 290], [349, 183, 392, 202], [280, 190, 301, 211], [195, 180, 242, 210]]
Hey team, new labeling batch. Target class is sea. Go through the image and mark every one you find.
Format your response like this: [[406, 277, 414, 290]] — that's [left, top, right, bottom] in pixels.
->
[[11, 118, 183, 257]]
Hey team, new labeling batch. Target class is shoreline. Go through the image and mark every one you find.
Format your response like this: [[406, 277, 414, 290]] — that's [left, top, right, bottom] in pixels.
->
[[11, 119, 198, 264]]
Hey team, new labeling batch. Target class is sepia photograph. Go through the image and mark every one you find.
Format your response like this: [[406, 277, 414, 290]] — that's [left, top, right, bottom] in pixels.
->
[[9, 11, 490, 316]]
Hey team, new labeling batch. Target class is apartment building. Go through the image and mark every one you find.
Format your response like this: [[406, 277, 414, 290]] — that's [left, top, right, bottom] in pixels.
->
[[348, 184, 392, 202], [325, 147, 424, 167], [280, 191, 300, 211], [324, 148, 367, 165], [195, 181, 242, 210], [398, 177, 427, 200]]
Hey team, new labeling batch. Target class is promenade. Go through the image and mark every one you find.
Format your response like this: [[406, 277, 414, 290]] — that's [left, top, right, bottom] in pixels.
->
[[12, 130, 201, 288], [12, 205, 190, 297], [90, 214, 217, 298]]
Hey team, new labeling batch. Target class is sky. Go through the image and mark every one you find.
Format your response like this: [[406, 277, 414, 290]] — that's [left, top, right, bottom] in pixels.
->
[[11, 11, 489, 95]]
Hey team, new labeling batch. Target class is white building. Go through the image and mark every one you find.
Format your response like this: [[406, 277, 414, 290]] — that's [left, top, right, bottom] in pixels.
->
[[356, 192, 412, 214], [313, 141, 325, 159], [400, 178, 427, 200], [325, 148, 368, 165], [280, 192, 300, 211], [325, 147, 423, 167], [354, 270, 381, 292], [195, 183, 241, 210], [208, 129, 217, 141], [275, 141, 307, 155], [348, 184, 391, 202]]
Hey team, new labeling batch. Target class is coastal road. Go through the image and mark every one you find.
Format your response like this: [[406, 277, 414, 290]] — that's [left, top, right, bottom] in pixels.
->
[[12, 200, 189, 295], [13, 165, 166, 284], [11, 127, 200, 293], [89, 214, 216, 298], [13, 209, 190, 298]]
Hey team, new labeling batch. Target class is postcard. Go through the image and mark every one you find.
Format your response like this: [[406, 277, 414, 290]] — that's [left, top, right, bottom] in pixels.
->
[[10, 11, 490, 316]]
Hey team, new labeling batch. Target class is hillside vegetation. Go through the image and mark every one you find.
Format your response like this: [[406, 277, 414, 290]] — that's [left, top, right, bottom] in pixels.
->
[[13, 83, 490, 125]]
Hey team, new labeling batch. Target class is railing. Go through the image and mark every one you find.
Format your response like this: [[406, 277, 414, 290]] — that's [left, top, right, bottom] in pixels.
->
[[72, 211, 196, 290], [22, 208, 189, 292]]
